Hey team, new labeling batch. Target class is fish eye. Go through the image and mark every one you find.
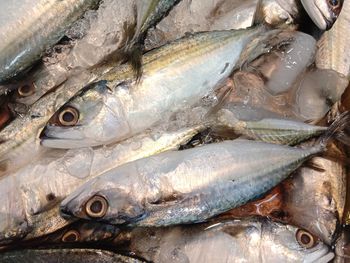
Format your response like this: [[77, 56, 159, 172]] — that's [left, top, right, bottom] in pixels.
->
[[17, 83, 35, 97], [296, 229, 317, 249], [58, 106, 79, 126], [85, 195, 108, 218], [62, 230, 80, 242], [328, 0, 339, 7]]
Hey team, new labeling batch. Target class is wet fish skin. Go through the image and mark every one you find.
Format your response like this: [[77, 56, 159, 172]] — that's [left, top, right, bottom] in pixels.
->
[[41, 26, 274, 149], [113, 218, 334, 263], [0, 125, 202, 244], [0, 249, 143, 263], [217, 108, 328, 145], [316, 0, 350, 78], [60, 138, 325, 226], [0, 0, 100, 86], [301, 0, 343, 30]]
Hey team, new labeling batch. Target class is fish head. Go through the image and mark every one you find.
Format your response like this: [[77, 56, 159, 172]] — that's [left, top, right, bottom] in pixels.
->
[[301, 0, 343, 30], [41, 81, 131, 149], [60, 168, 145, 224], [262, 221, 334, 262]]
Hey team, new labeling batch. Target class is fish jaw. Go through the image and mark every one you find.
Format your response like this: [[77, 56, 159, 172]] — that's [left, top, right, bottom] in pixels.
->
[[301, 0, 339, 30]]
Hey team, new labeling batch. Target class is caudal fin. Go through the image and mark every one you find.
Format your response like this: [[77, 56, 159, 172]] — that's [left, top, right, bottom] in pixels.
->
[[318, 111, 350, 149]]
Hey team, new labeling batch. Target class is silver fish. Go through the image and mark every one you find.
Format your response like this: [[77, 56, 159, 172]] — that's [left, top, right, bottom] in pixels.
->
[[113, 218, 334, 263], [0, 0, 100, 85], [41, 26, 276, 149], [145, 0, 302, 50], [60, 114, 346, 226], [301, 0, 342, 30], [0, 125, 202, 244], [217, 108, 329, 145], [0, 249, 143, 263]]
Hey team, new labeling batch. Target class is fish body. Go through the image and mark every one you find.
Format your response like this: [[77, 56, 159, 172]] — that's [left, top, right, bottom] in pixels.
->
[[301, 0, 342, 30], [0, 125, 202, 244], [114, 218, 334, 263], [217, 108, 328, 145], [0, 249, 143, 263], [316, 0, 350, 77], [41, 26, 271, 149], [60, 139, 324, 226], [0, 0, 100, 85]]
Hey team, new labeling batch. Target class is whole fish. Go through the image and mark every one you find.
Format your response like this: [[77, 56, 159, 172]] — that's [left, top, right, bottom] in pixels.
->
[[113, 218, 334, 263], [60, 113, 348, 226], [220, 144, 347, 245], [0, 125, 202, 244], [0, 0, 100, 86], [217, 108, 329, 145], [0, 249, 143, 263], [316, 0, 350, 78], [145, 0, 304, 50], [41, 26, 278, 149], [301, 0, 343, 30], [5, 221, 121, 249]]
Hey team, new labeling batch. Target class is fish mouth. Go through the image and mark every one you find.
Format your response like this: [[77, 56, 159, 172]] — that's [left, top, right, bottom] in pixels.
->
[[41, 125, 107, 149], [315, 4, 334, 30], [305, 245, 334, 263], [59, 205, 75, 220], [301, 0, 330, 30]]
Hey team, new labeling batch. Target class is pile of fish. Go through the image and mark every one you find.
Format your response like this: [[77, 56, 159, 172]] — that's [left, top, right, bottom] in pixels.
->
[[0, 0, 349, 262]]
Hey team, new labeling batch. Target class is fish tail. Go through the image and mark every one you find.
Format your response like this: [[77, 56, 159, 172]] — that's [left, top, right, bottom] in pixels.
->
[[318, 111, 350, 150]]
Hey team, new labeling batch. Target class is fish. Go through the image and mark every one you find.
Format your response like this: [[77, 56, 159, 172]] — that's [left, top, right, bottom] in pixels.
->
[[41, 25, 279, 149], [316, 0, 350, 78], [0, 249, 143, 263], [216, 108, 330, 145], [145, 0, 302, 50], [10, 221, 121, 249], [0, 125, 203, 244], [0, 0, 101, 86], [112, 218, 334, 263], [220, 143, 347, 245], [301, 0, 343, 30], [59, 112, 349, 226]]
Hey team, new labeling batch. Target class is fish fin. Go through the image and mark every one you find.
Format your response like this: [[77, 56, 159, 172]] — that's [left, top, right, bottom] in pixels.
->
[[252, 0, 266, 27], [123, 43, 143, 82], [238, 30, 295, 70], [205, 79, 236, 119], [318, 111, 350, 149], [146, 192, 186, 208]]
